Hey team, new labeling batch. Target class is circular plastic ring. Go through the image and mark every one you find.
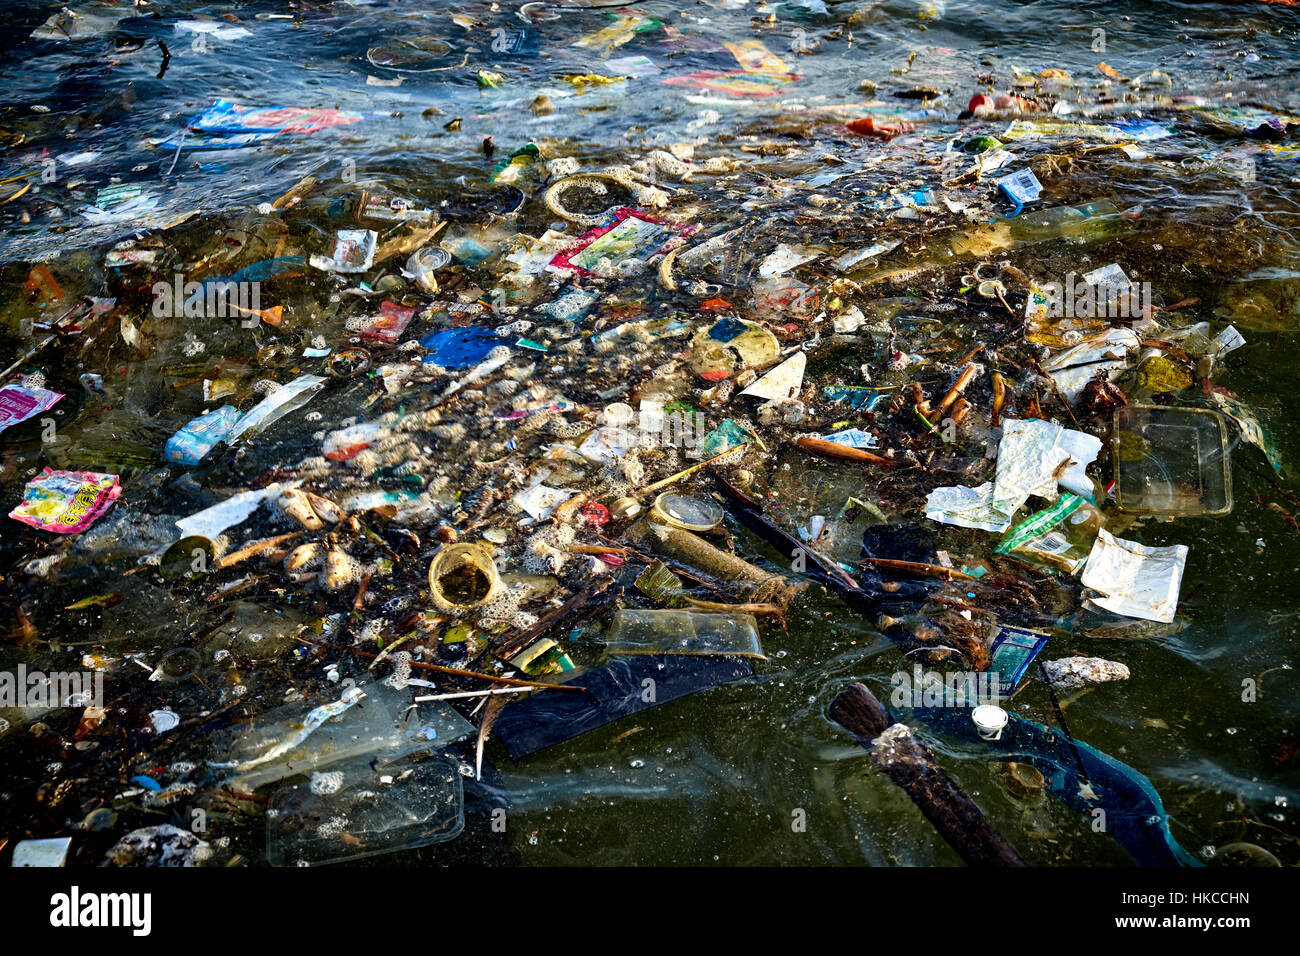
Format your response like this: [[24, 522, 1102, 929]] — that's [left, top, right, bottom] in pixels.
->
[[544, 174, 630, 227]]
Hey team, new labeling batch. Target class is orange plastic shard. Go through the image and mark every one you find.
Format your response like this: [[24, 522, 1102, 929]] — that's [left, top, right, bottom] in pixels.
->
[[24, 264, 64, 305]]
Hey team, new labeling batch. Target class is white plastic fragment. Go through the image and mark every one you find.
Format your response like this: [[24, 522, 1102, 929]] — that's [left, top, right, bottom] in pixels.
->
[[512, 483, 576, 521], [1212, 325, 1245, 355], [12, 837, 72, 867], [1080, 529, 1188, 624], [173, 483, 289, 540], [738, 352, 806, 401], [757, 244, 819, 278], [924, 482, 1011, 533], [992, 418, 1101, 515]]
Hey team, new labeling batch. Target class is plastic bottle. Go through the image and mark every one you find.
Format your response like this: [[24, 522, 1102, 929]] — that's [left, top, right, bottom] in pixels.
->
[[949, 199, 1126, 257]]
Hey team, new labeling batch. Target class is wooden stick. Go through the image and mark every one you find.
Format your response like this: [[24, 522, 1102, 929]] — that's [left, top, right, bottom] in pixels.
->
[[215, 532, 302, 570], [829, 683, 1026, 867], [861, 557, 974, 581], [991, 370, 1007, 428], [351, 570, 372, 613], [935, 363, 978, 417], [795, 436, 900, 468], [995, 287, 1017, 320], [638, 444, 749, 496], [949, 397, 971, 425], [1151, 297, 1199, 314], [680, 596, 787, 617]]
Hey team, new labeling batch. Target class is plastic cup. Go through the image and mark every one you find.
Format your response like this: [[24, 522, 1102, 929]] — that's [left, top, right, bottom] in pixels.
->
[[972, 704, 1009, 741]]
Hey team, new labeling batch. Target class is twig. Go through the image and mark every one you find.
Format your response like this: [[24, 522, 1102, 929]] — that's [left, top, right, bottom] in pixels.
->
[[680, 596, 787, 617], [215, 532, 301, 571], [861, 557, 974, 581], [795, 435, 901, 467], [637, 444, 750, 496], [1029, 357, 1080, 428], [351, 570, 371, 613]]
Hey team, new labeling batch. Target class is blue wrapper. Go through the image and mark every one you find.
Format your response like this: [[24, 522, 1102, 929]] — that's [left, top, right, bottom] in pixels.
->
[[165, 406, 239, 465]]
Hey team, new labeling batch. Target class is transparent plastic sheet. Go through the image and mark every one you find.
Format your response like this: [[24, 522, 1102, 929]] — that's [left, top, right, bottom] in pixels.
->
[[266, 753, 464, 866], [209, 683, 474, 791], [605, 609, 765, 658]]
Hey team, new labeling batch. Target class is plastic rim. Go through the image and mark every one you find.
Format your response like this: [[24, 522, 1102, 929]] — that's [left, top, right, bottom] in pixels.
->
[[651, 493, 724, 532]]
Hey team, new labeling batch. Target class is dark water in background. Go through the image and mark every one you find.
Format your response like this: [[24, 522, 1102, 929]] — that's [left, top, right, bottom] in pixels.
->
[[0, 0, 1298, 866]]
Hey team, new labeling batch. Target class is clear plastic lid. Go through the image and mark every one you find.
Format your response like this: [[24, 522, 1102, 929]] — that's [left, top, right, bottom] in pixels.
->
[[651, 492, 724, 531]]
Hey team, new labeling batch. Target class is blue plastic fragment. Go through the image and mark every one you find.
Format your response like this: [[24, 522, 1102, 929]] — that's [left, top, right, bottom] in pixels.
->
[[418, 326, 502, 369], [707, 317, 747, 343]]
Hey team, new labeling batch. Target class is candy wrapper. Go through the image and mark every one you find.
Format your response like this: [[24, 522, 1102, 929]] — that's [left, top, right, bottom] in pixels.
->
[[165, 406, 240, 465], [0, 385, 63, 435], [9, 468, 121, 534], [360, 301, 417, 345], [550, 209, 694, 278]]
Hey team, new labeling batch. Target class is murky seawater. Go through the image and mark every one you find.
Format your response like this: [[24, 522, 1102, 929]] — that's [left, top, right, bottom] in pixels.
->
[[1, 0, 1299, 866]]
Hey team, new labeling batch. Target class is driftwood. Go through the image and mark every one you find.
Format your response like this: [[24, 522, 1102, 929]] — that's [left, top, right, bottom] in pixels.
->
[[829, 682, 1026, 867]]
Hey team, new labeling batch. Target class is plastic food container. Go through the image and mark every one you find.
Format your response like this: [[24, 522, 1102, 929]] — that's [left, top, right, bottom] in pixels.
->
[[1111, 404, 1232, 516]]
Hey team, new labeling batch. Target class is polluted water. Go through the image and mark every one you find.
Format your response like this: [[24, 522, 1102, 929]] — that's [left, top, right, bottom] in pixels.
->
[[0, 0, 1298, 870]]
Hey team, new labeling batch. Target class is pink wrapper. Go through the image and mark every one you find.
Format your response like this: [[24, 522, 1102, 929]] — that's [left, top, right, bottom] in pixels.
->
[[9, 467, 122, 534], [0, 385, 63, 435]]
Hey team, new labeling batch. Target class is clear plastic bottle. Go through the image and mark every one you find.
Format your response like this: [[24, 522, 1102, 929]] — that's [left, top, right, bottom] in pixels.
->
[[949, 198, 1126, 257]]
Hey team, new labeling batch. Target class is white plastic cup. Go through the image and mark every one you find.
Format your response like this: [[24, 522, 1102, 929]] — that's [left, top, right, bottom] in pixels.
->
[[972, 704, 1009, 741], [601, 403, 635, 427]]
